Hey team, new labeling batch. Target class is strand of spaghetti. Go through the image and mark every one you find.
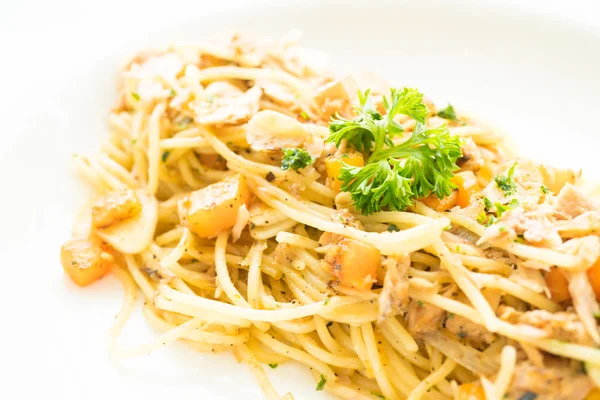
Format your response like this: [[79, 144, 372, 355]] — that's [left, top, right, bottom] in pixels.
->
[[177, 157, 204, 189], [313, 316, 349, 355], [251, 327, 336, 381], [251, 219, 298, 240], [432, 239, 498, 332], [458, 254, 513, 276], [156, 283, 330, 322], [124, 254, 155, 300], [73, 156, 110, 193], [407, 357, 457, 400], [154, 295, 252, 327], [246, 337, 290, 365], [378, 317, 419, 353], [147, 102, 166, 194], [361, 323, 398, 400], [116, 317, 205, 358], [234, 345, 286, 400], [130, 111, 148, 185], [143, 306, 248, 345], [97, 153, 139, 188], [445, 211, 485, 236], [160, 228, 190, 268], [380, 325, 431, 371], [252, 182, 449, 255], [275, 231, 319, 249], [107, 266, 138, 357], [246, 241, 267, 308], [470, 272, 558, 312], [350, 325, 374, 379], [89, 156, 127, 191], [99, 142, 133, 175], [359, 211, 435, 226], [504, 243, 587, 270], [492, 346, 516, 400], [297, 334, 364, 369], [214, 231, 270, 331], [160, 136, 207, 149], [272, 318, 316, 334]]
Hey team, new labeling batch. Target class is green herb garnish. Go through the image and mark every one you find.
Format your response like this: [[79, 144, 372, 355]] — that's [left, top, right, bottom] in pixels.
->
[[387, 224, 400, 232], [281, 148, 314, 171], [268, 363, 278, 369], [162, 151, 171, 162], [316, 375, 326, 391], [494, 163, 518, 196], [437, 104, 457, 121], [131, 92, 140, 101]]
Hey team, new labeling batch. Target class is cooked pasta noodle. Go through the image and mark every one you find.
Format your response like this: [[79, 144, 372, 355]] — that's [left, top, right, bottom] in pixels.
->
[[60, 32, 600, 400]]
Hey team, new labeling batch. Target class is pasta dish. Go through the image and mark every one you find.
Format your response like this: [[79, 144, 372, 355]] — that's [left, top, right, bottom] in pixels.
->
[[60, 32, 600, 400]]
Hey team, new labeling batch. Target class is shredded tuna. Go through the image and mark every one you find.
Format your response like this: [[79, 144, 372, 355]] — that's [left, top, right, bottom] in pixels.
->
[[444, 314, 495, 349], [378, 255, 410, 323], [498, 306, 594, 345], [553, 184, 598, 220], [506, 359, 592, 400]]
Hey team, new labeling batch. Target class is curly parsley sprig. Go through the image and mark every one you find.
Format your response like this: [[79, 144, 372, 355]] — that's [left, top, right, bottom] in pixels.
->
[[327, 88, 462, 214]]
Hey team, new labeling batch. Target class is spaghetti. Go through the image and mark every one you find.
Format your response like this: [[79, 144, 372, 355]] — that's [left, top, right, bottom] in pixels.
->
[[60, 32, 600, 400]]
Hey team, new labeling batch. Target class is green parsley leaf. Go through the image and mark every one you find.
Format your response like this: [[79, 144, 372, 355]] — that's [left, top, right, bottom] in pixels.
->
[[371, 393, 386, 399], [300, 111, 309, 120], [316, 375, 326, 391], [327, 88, 461, 215], [437, 104, 458, 121], [170, 89, 177, 96], [131, 92, 140, 101], [162, 151, 170, 162], [483, 198, 493, 211], [281, 148, 314, 171], [495, 163, 518, 196], [541, 185, 550, 194], [417, 300, 424, 307], [387, 224, 400, 232], [268, 363, 278, 369], [328, 88, 428, 154], [324, 298, 330, 306], [337, 124, 461, 214]]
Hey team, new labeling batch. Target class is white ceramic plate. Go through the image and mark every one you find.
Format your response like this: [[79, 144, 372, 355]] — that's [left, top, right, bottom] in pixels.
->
[[2, 0, 600, 398]]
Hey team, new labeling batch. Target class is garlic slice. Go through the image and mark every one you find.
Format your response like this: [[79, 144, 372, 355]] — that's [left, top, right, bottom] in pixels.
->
[[94, 190, 158, 254]]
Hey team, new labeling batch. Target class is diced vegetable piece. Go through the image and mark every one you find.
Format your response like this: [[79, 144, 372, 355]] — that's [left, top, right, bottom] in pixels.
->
[[545, 267, 571, 303], [456, 383, 485, 400], [586, 388, 600, 400], [587, 259, 600, 301], [325, 153, 364, 191], [420, 190, 458, 212], [60, 238, 112, 286], [92, 189, 142, 229], [325, 238, 380, 290], [452, 172, 479, 208], [179, 174, 251, 238]]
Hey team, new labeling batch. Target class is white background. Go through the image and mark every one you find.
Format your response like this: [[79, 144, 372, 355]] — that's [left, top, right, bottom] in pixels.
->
[[0, 0, 599, 399]]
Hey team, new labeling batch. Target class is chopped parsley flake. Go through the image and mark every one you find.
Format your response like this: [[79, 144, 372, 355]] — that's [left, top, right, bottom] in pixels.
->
[[541, 185, 550, 194], [316, 375, 326, 391], [300, 111, 309, 120], [131, 92, 140, 101], [437, 104, 458, 121], [161, 151, 171, 162], [281, 148, 314, 171], [494, 163, 518, 195], [387, 224, 400, 232], [268, 364, 278, 369]]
